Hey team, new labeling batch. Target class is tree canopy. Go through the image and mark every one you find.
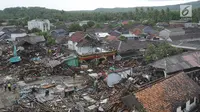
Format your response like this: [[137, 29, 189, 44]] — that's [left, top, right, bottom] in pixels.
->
[[0, 7, 199, 25], [145, 42, 183, 63]]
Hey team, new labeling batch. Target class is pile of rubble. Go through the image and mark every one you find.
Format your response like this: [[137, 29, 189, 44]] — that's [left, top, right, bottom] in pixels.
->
[[0, 40, 165, 112]]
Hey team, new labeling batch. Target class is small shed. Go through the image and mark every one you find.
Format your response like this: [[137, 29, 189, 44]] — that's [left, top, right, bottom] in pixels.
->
[[64, 55, 79, 67]]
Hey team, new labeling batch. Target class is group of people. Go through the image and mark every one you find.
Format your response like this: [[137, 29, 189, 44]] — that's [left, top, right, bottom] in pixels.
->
[[3, 82, 17, 92]]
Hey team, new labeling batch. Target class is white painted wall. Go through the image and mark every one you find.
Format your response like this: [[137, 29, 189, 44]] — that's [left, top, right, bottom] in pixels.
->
[[176, 97, 197, 112], [95, 32, 110, 38], [68, 40, 74, 50], [76, 46, 107, 55], [76, 46, 98, 55], [28, 19, 50, 32], [186, 97, 197, 111]]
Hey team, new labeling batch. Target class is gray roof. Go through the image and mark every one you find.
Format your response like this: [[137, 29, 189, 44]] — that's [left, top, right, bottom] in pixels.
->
[[170, 33, 200, 41], [167, 28, 185, 32], [150, 51, 200, 74], [105, 40, 158, 52], [17, 36, 45, 45]]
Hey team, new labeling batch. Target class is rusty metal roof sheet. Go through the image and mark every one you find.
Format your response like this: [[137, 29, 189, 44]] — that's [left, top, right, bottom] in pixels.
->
[[151, 51, 200, 74]]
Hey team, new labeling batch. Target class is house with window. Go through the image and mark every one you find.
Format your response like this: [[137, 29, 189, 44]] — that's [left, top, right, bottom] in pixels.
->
[[68, 31, 106, 55], [28, 19, 50, 32], [130, 72, 200, 112]]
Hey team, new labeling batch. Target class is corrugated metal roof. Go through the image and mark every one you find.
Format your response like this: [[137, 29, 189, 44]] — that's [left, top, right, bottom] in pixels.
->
[[151, 51, 200, 74]]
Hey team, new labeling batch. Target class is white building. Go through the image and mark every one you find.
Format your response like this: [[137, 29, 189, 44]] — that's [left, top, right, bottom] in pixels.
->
[[28, 19, 50, 32], [79, 21, 89, 26], [68, 32, 107, 55], [95, 32, 110, 38]]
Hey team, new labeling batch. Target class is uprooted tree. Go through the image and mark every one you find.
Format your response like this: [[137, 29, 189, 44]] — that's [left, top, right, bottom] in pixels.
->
[[145, 42, 183, 63]]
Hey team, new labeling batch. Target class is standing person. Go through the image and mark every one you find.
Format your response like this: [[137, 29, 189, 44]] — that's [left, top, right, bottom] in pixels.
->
[[7, 83, 11, 91]]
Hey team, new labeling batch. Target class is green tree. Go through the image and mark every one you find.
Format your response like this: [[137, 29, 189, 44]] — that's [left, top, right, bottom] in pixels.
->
[[69, 23, 82, 32], [87, 21, 95, 28], [145, 42, 183, 63], [82, 24, 89, 32], [119, 36, 127, 41]]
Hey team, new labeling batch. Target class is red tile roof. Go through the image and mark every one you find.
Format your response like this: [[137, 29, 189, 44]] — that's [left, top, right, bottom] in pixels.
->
[[122, 21, 129, 25], [135, 72, 200, 112], [69, 31, 85, 42], [106, 36, 118, 41]]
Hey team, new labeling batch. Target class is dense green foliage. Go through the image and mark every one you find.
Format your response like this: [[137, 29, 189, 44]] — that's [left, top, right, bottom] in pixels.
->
[[0, 4, 199, 26], [68, 23, 83, 32], [145, 42, 183, 63], [94, 1, 200, 12], [87, 21, 95, 27]]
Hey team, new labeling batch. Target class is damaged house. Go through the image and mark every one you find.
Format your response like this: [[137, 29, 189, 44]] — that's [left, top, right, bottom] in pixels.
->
[[16, 34, 45, 46], [68, 31, 106, 55], [0, 27, 27, 41], [131, 72, 200, 112]]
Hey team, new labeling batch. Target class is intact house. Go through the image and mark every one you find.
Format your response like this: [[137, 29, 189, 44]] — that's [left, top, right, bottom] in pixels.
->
[[51, 29, 68, 38], [105, 35, 119, 42], [128, 72, 200, 112], [129, 25, 146, 36], [150, 51, 200, 85], [105, 40, 158, 60], [95, 32, 110, 38], [166, 28, 200, 50], [156, 22, 169, 28], [51, 29, 68, 44], [28, 19, 50, 32], [0, 27, 27, 41], [159, 28, 185, 41], [68, 31, 107, 55], [150, 51, 200, 75], [121, 34, 139, 40], [109, 30, 121, 37]]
